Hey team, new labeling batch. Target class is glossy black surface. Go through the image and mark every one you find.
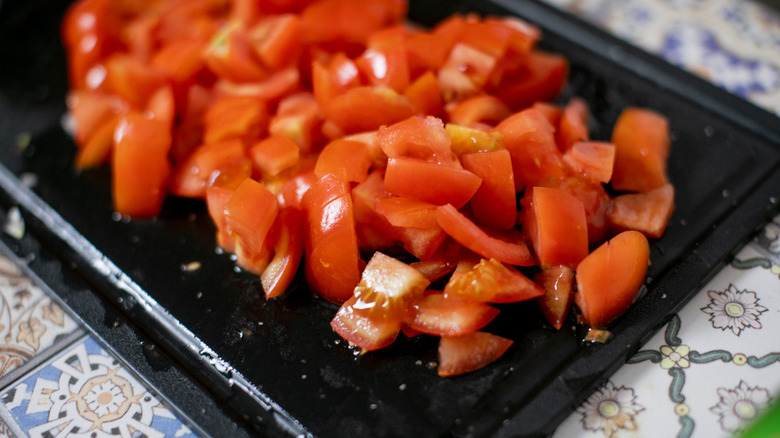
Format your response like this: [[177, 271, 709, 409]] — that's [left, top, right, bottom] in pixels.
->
[[1, 0, 779, 437]]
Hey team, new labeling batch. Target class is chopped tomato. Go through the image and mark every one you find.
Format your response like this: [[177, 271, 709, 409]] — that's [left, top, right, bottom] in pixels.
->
[[250, 135, 301, 178], [438, 331, 513, 377], [404, 71, 444, 117], [331, 252, 429, 351], [314, 139, 372, 183], [446, 94, 511, 127], [436, 204, 534, 266], [224, 178, 280, 274], [375, 197, 440, 229], [261, 208, 305, 298], [320, 86, 415, 135], [608, 183, 675, 238], [377, 116, 456, 165], [535, 265, 574, 330], [405, 293, 499, 337], [444, 259, 544, 303], [562, 141, 615, 184], [522, 186, 588, 270], [461, 149, 516, 230], [171, 138, 252, 198], [610, 108, 670, 192], [536, 176, 612, 247], [575, 231, 650, 328], [112, 113, 172, 218], [384, 158, 481, 208], [555, 97, 589, 152]]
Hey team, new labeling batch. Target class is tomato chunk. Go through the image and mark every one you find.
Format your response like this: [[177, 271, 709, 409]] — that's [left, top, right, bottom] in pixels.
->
[[444, 259, 544, 303], [535, 265, 574, 330], [405, 293, 499, 337], [522, 186, 588, 269], [438, 332, 513, 377], [608, 183, 675, 238], [610, 107, 670, 192], [384, 157, 482, 208], [575, 231, 650, 328], [331, 252, 429, 351]]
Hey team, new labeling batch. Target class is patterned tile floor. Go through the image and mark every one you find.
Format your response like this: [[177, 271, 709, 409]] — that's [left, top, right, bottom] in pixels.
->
[[0, 0, 777, 437]]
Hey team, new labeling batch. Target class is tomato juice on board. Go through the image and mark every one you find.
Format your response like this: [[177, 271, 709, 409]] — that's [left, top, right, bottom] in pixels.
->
[[61, 0, 673, 376]]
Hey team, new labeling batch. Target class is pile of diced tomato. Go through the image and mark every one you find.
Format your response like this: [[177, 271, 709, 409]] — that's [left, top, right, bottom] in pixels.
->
[[62, 0, 675, 377]]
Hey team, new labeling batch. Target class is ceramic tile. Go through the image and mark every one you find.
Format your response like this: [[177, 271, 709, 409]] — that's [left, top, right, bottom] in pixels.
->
[[0, 335, 202, 438], [0, 255, 79, 378], [0, 419, 15, 438], [541, 0, 780, 115]]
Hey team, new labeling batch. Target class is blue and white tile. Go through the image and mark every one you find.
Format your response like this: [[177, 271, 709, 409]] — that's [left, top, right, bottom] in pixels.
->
[[0, 335, 201, 438], [0, 255, 79, 379]]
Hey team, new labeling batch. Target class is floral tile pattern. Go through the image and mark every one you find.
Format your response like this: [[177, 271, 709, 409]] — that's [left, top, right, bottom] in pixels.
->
[[542, 0, 780, 115], [0, 256, 79, 378], [0, 335, 200, 438]]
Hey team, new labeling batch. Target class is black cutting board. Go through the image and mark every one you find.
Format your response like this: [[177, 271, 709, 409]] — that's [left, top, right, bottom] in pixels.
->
[[1, 0, 779, 436]]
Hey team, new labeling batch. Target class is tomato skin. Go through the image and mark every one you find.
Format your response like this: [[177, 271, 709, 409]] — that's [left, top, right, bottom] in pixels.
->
[[261, 207, 305, 298], [522, 186, 589, 270], [575, 230, 650, 328], [610, 107, 670, 192], [384, 158, 482, 209], [438, 331, 513, 377], [446, 94, 511, 127], [608, 183, 675, 238], [112, 113, 172, 218], [436, 204, 535, 266], [536, 176, 612, 247], [314, 139, 372, 183], [405, 293, 499, 337], [302, 173, 360, 303], [461, 149, 516, 230]]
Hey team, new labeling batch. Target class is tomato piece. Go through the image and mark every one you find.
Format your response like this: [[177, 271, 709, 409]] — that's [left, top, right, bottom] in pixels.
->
[[446, 94, 511, 127], [438, 331, 513, 377], [575, 231, 650, 328], [384, 157, 481, 208], [250, 135, 301, 178], [214, 66, 301, 102], [493, 107, 566, 190], [438, 43, 497, 101], [356, 45, 410, 93], [67, 90, 126, 147], [610, 107, 670, 192], [608, 183, 675, 238], [396, 227, 448, 261], [491, 50, 568, 109], [277, 169, 317, 209], [249, 14, 303, 69], [555, 97, 589, 152], [375, 197, 439, 229], [269, 92, 324, 153], [203, 95, 268, 146], [261, 208, 305, 298], [103, 54, 169, 109], [204, 23, 268, 83], [533, 102, 562, 126], [445, 124, 503, 157], [151, 38, 208, 90], [311, 52, 361, 107], [75, 114, 117, 169], [436, 204, 534, 266], [535, 265, 574, 330], [206, 186, 236, 252], [403, 71, 444, 117], [302, 174, 360, 303], [377, 116, 456, 165], [62, 0, 122, 89], [171, 138, 252, 198], [410, 239, 465, 281], [444, 259, 544, 303], [522, 186, 588, 269], [112, 113, 171, 218], [301, 0, 406, 52], [314, 139, 371, 183], [320, 86, 415, 135], [461, 150, 516, 230], [330, 252, 429, 351], [406, 293, 499, 337], [562, 141, 616, 184], [536, 176, 612, 247], [224, 178, 280, 274]]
